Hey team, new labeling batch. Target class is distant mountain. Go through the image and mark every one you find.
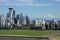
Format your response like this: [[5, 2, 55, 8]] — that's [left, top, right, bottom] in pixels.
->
[[43, 17, 60, 21], [31, 17, 60, 21]]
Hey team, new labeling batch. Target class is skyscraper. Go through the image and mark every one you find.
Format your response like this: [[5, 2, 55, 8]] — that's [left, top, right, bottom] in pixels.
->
[[14, 18, 17, 25], [6, 13, 10, 26], [2, 14, 6, 26], [41, 19, 46, 29], [19, 13, 24, 25], [7, 13, 10, 17], [12, 10, 15, 17], [35, 18, 41, 27], [0, 13, 1, 27], [0, 14, 5, 27], [12, 10, 15, 24], [16, 14, 19, 20], [25, 15, 30, 25], [16, 14, 19, 25]]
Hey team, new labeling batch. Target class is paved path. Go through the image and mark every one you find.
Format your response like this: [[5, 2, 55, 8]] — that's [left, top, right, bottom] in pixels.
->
[[41, 32, 60, 40], [41, 32, 60, 37], [0, 36, 49, 40]]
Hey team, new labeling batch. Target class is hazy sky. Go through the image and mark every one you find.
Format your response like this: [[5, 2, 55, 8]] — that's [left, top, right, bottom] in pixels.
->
[[0, 0, 60, 19]]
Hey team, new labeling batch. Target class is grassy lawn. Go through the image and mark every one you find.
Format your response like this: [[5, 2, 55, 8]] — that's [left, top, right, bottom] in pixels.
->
[[0, 30, 60, 36], [56, 34, 60, 37]]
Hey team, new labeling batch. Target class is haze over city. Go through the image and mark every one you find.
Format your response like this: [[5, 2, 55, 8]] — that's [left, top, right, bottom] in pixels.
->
[[0, 0, 60, 20]]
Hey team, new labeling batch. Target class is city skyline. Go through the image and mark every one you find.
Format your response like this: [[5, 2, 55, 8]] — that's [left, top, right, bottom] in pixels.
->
[[0, 0, 60, 20]]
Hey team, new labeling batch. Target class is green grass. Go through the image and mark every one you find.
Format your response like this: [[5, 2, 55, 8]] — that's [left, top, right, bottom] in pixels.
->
[[0, 30, 60, 36], [56, 34, 60, 37]]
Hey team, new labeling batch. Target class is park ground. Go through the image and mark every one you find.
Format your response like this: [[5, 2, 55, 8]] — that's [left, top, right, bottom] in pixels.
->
[[0, 30, 60, 40], [0, 30, 60, 36]]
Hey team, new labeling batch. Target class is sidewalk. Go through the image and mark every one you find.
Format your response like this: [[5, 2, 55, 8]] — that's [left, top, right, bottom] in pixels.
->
[[0, 35, 48, 38], [40, 32, 60, 37]]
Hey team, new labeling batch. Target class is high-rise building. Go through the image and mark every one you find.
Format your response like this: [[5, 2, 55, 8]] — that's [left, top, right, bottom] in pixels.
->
[[35, 18, 42, 27], [5, 13, 8, 26], [23, 16, 26, 25], [14, 18, 17, 25], [0, 13, 1, 26], [12, 10, 15, 24], [25, 15, 30, 25], [50, 20, 59, 30], [6, 13, 10, 26], [23, 15, 30, 25], [0, 14, 5, 27], [7, 13, 10, 17], [54, 20, 59, 29], [16, 14, 19, 25], [41, 19, 46, 29], [16, 14, 19, 20], [19, 13, 24, 25], [2, 14, 6, 26], [12, 10, 15, 17], [32, 20, 36, 25]]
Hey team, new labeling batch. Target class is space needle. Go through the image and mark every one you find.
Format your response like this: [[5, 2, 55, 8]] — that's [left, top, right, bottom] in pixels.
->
[[9, 6, 13, 29]]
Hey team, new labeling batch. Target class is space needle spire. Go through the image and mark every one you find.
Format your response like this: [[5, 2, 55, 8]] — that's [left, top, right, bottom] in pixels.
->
[[9, 6, 13, 29]]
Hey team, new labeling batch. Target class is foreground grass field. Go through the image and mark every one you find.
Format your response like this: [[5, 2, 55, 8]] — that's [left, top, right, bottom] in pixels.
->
[[0, 30, 60, 36], [56, 34, 60, 37]]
